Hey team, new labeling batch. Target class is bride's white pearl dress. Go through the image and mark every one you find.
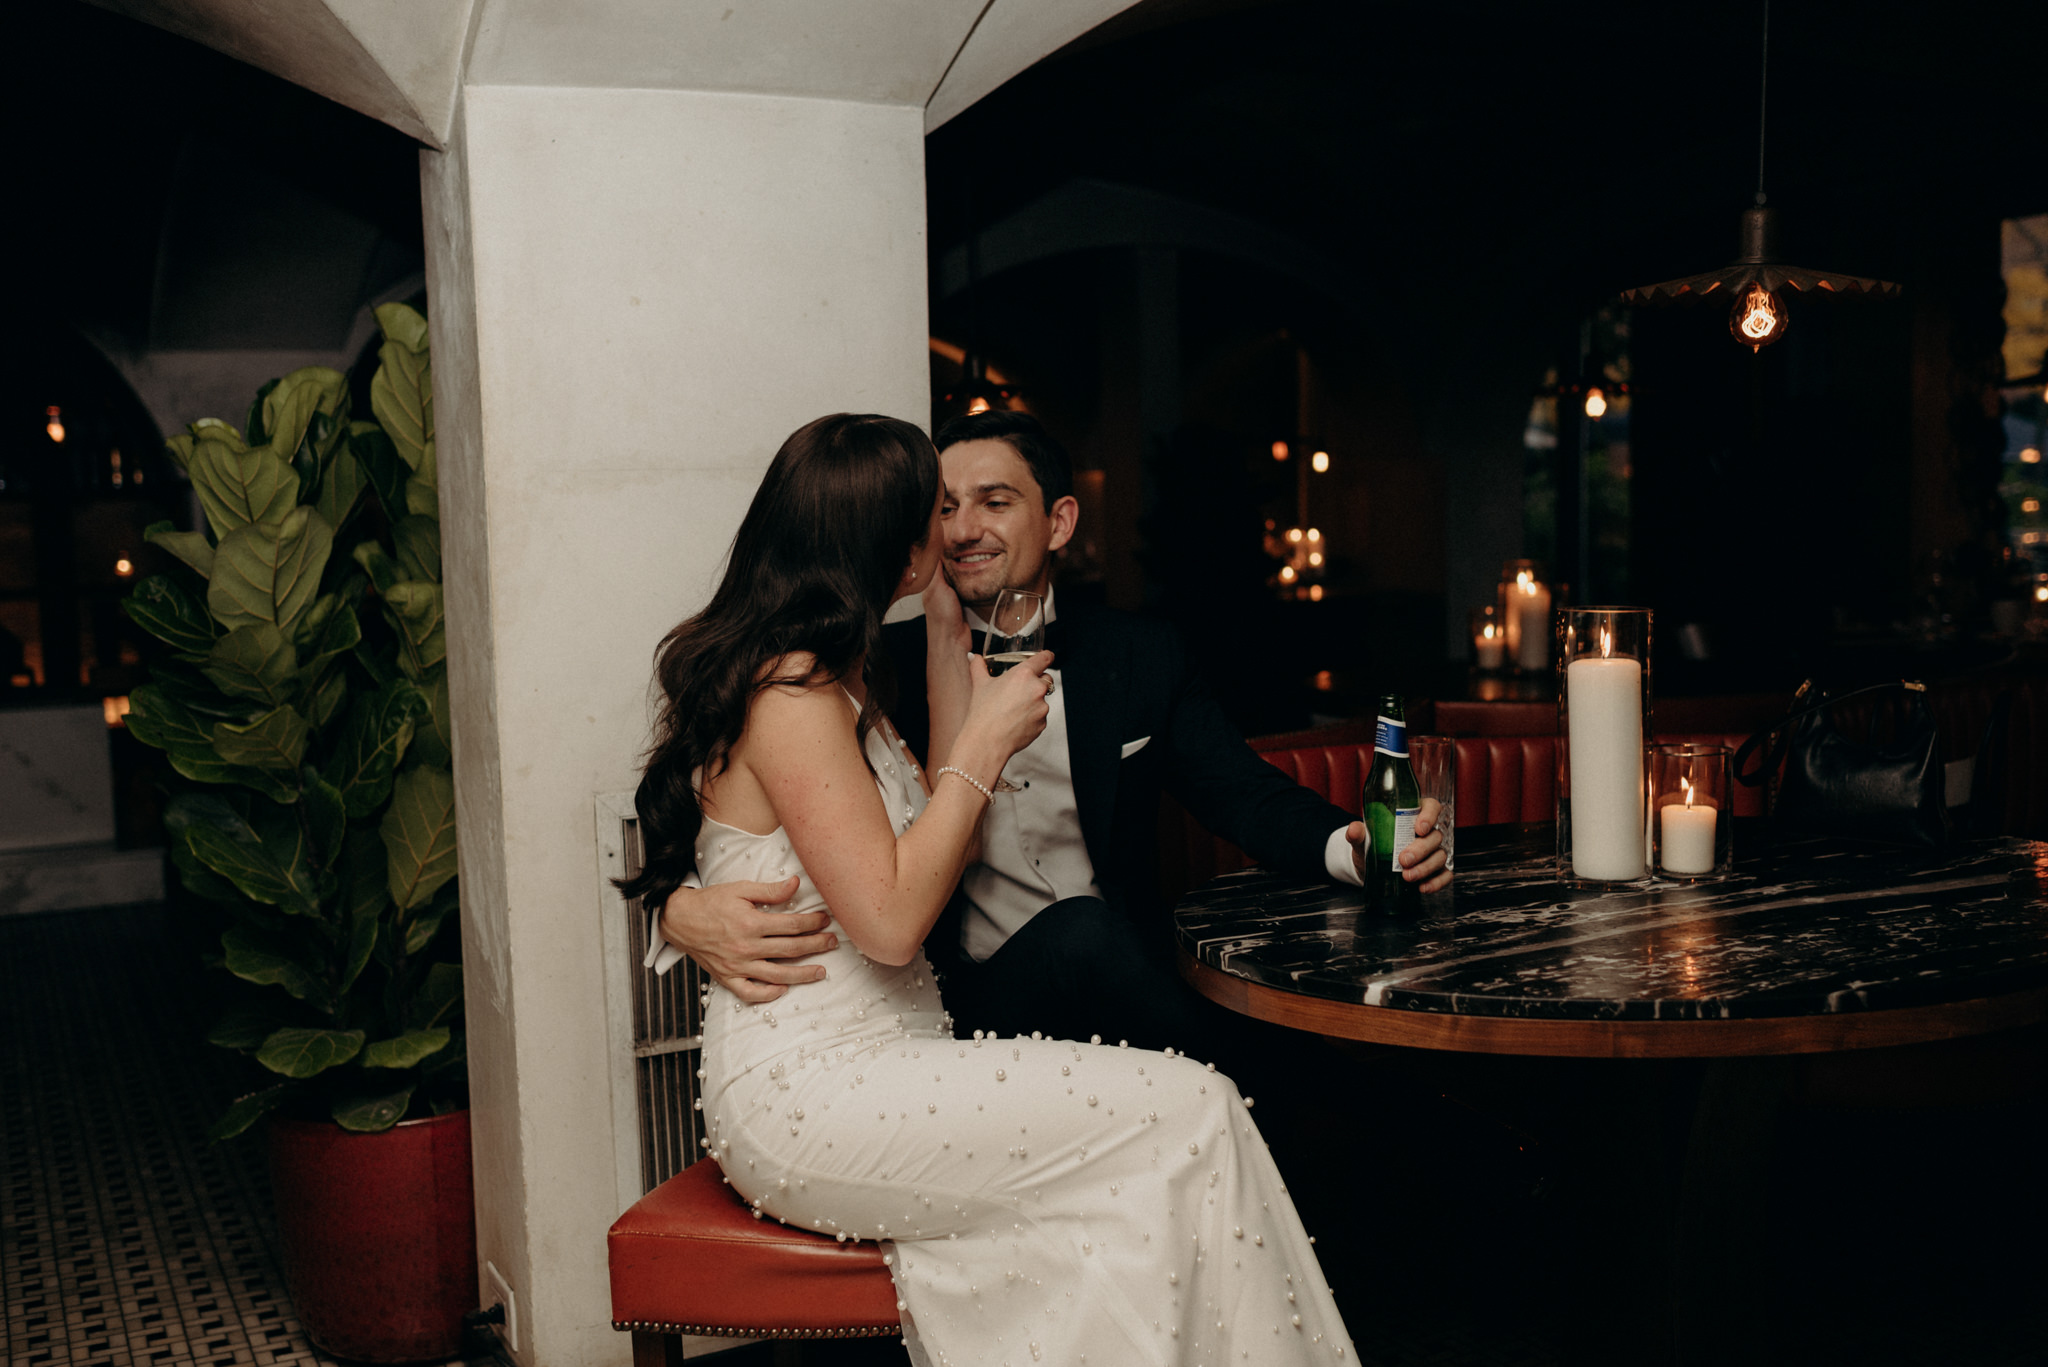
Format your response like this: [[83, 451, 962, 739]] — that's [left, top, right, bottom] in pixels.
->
[[694, 709, 1356, 1366]]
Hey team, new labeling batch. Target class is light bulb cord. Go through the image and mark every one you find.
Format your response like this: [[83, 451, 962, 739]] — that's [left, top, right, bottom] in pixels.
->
[[1754, 0, 1771, 206]]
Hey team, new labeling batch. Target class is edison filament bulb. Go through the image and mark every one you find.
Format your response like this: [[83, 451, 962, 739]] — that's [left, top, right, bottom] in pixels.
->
[[1729, 283, 1788, 351]]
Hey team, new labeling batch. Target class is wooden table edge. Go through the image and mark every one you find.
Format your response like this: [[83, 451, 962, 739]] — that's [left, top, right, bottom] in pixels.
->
[[1178, 951, 2048, 1058]]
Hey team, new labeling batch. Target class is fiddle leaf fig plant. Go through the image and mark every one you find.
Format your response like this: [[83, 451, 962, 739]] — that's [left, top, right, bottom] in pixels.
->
[[123, 303, 464, 1138]]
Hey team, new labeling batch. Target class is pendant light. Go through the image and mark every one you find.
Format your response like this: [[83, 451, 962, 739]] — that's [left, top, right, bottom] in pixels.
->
[[1621, 0, 1898, 350]]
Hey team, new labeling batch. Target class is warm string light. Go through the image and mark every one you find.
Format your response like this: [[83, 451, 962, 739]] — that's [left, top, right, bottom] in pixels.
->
[[114, 559, 133, 576], [1270, 441, 1289, 461], [1583, 387, 1608, 419], [45, 406, 65, 443], [1310, 450, 1330, 473]]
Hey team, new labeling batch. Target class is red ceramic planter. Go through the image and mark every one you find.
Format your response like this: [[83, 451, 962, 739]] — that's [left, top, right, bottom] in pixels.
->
[[268, 1110, 479, 1363]]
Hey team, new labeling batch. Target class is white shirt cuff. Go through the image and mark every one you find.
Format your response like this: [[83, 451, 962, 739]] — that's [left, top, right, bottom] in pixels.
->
[[640, 870, 702, 976], [1324, 825, 1364, 887]]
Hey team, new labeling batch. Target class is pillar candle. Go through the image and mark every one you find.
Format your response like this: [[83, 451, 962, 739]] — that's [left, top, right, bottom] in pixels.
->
[[1566, 655, 1644, 880], [1475, 626, 1505, 670], [1515, 582, 1552, 672], [1661, 800, 1718, 875]]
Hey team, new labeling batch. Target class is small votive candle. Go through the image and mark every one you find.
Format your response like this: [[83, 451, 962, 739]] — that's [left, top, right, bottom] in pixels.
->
[[1660, 780, 1718, 875], [1651, 743, 1733, 881], [1471, 607, 1505, 670]]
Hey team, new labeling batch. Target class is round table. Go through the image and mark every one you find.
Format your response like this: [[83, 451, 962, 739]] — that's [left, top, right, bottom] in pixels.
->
[[1174, 823, 2048, 1058]]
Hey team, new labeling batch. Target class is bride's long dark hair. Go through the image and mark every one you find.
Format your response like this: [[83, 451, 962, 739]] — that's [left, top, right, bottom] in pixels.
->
[[617, 412, 941, 910]]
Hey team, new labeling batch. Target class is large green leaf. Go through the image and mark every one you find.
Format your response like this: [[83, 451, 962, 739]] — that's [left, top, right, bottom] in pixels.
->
[[376, 301, 428, 352], [127, 686, 246, 786], [371, 328, 431, 473], [341, 828, 389, 924], [390, 515, 441, 584], [382, 582, 446, 675], [406, 452, 439, 514], [144, 521, 215, 580], [307, 669, 348, 730], [408, 671, 453, 769], [188, 803, 321, 915], [332, 1084, 414, 1133], [316, 443, 369, 530], [208, 1003, 283, 1052], [204, 625, 296, 707], [209, 1083, 300, 1141], [295, 595, 361, 685], [404, 893, 457, 956], [190, 440, 298, 539], [170, 837, 244, 905], [221, 922, 326, 999], [341, 904, 379, 993], [323, 678, 426, 818], [407, 962, 464, 1030], [209, 506, 333, 635], [382, 766, 457, 911], [210, 706, 310, 784], [123, 575, 216, 654], [262, 368, 347, 478], [190, 417, 247, 450], [352, 540, 402, 595], [146, 658, 246, 720], [351, 424, 410, 524], [257, 1026, 364, 1079], [362, 1027, 450, 1070], [164, 433, 196, 474]]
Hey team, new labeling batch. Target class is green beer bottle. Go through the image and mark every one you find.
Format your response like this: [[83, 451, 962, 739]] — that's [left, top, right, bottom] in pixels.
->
[[1363, 695, 1423, 915]]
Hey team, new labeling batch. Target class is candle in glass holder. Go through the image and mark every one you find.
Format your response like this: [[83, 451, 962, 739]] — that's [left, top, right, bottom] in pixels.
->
[[1513, 575, 1552, 672], [1660, 778, 1717, 875], [1477, 624, 1505, 669], [1566, 636, 1644, 880]]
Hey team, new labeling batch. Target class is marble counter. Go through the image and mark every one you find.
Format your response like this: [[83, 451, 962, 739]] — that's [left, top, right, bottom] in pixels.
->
[[1174, 823, 2048, 1022]]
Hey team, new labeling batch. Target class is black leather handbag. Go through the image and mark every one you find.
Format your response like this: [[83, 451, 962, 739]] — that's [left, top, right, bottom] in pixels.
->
[[1733, 679, 1949, 848]]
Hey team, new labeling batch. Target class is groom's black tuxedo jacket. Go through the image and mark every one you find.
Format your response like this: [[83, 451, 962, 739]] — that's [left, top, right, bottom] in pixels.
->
[[881, 601, 1354, 924]]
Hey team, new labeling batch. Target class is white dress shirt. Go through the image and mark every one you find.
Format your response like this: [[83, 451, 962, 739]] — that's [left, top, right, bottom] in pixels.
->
[[955, 593, 1361, 961]]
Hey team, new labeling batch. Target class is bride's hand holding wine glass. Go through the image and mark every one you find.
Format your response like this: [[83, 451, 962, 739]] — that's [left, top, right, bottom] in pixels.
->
[[962, 649, 1054, 771]]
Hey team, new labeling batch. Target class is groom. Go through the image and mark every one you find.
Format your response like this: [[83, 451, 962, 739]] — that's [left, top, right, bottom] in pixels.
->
[[658, 410, 1448, 1051]]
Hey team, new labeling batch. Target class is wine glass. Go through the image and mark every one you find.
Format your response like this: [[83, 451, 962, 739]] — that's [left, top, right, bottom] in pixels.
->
[[981, 588, 1049, 792]]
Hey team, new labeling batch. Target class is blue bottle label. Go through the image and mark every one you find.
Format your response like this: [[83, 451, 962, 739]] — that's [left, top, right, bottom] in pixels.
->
[[1374, 716, 1408, 757]]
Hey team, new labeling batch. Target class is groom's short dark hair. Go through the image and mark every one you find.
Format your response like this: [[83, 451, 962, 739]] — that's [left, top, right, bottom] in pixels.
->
[[934, 410, 1073, 512]]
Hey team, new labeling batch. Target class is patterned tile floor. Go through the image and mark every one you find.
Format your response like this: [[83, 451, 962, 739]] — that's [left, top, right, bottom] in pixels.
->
[[5, 903, 2040, 1367], [0, 905, 496, 1367]]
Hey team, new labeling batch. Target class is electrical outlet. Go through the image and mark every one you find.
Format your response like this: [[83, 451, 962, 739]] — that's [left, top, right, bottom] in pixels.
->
[[485, 1261, 519, 1353]]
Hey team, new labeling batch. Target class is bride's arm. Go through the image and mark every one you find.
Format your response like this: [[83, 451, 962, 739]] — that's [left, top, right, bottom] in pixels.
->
[[743, 661, 1050, 965], [917, 573, 980, 857]]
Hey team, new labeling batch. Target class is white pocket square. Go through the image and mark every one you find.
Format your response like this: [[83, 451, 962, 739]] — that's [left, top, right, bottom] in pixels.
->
[[1119, 736, 1151, 759]]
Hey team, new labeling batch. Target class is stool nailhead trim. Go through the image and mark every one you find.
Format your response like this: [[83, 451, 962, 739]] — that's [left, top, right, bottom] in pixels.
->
[[615, 1320, 899, 1340]]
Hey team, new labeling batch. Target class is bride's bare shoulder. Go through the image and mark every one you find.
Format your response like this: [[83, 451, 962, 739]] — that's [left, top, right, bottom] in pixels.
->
[[748, 655, 846, 719]]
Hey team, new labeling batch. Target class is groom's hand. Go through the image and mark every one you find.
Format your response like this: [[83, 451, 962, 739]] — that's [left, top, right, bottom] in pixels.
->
[[1345, 798, 1452, 893], [659, 875, 830, 1003]]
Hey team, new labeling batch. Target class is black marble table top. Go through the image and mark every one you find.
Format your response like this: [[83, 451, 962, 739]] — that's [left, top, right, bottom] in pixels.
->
[[1174, 823, 2048, 1022]]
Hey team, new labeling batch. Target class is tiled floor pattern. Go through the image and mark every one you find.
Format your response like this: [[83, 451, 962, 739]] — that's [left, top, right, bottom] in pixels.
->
[[0, 905, 483, 1367]]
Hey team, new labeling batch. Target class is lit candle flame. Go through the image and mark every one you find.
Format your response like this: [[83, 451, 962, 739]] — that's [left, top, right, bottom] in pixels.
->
[[1682, 776, 1694, 809], [1599, 626, 1613, 658], [1481, 623, 1496, 640]]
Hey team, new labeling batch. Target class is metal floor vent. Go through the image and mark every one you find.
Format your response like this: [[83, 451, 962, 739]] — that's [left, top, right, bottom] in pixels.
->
[[596, 793, 708, 1209]]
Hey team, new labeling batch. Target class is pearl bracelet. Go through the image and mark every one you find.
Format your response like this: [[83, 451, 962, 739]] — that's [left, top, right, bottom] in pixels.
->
[[935, 765, 995, 805]]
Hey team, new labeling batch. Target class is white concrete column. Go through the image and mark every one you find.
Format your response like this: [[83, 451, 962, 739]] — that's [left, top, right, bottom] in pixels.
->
[[423, 84, 928, 1367]]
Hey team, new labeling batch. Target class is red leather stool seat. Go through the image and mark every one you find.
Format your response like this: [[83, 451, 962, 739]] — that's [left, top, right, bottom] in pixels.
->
[[607, 1158, 899, 1340]]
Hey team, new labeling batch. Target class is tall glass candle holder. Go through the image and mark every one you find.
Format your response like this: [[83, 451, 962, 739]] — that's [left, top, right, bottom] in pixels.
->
[[1652, 743, 1733, 881], [1556, 607, 1652, 886], [1499, 559, 1554, 674]]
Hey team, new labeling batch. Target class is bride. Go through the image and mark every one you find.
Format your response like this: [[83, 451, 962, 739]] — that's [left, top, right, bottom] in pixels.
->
[[620, 413, 1355, 1364]]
